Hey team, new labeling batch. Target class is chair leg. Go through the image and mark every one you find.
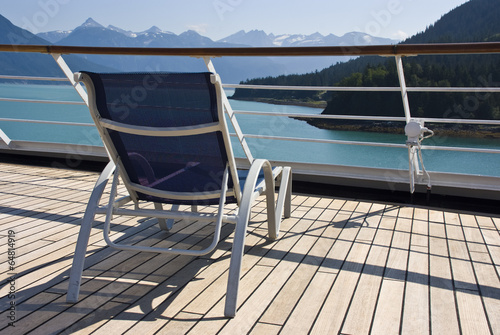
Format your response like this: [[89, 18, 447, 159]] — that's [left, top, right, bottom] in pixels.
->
[[267, 167, 292, 240], [66, 207, 97, 303], [283, 167, 292, 218], [67, 162, 115, 303], [155, 203, 179, 231], [277, 167, 292, 219], [154, 203, 166, 230], [224, 213, 250, 318], [225, 159, 274, 317]]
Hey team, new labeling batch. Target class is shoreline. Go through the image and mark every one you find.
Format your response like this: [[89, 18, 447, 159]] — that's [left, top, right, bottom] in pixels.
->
[[298, 118, 500, 139], [228, 96, 327, 108], [229, 96, 500, 139]]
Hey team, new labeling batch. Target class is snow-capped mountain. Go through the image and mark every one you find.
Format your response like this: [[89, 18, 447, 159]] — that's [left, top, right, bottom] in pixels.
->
[[216, 30, 397, 74], [218, 29, 397, 47], [38, 19, 397, 49], [139, 26, 169, 35], [36, 30, 71, 43], [76, 17, 104, 30], [0, 14, 112, 78], [107, 25, 137, 38], [33, 18, 284, 82], [33, 18, 397, 82]]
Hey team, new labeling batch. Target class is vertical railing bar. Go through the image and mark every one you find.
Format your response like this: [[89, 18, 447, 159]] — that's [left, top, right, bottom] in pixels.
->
[[0, 129, 12, 147], [52, 54, 89, 106], [203, 56, 255, 164], [396, 55, 420, 192], [395, 55, 412, 123]]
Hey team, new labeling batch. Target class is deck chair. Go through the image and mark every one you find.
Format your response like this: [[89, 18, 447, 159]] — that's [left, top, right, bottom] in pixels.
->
[[66, 71, 292, 317]]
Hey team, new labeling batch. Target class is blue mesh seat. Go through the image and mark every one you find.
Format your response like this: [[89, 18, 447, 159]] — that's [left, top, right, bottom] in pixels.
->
[[86, 71, 239, 205], [67, 71, 292, 318]]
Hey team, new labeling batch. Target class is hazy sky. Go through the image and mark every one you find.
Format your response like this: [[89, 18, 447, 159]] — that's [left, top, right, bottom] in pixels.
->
[[2, 0, 470, 41]]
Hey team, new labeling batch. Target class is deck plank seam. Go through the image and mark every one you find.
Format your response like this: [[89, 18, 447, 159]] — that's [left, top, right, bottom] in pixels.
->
[[366, 206, 398, 335], [338, 202, 387, 335], [296, 200, 363, 333], [85, 203, 270, 333], [253, 199, 336, 329], [460, 214, 496, 334], [218, 199, 324, 333], [46, 221, 236, 334]]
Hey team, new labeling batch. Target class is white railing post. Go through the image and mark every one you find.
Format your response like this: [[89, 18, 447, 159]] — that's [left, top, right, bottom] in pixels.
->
[[396, 55, 421, 192], [395, 55, 412, 123], [52, 54, 89, 106], [0, 129, 12, 147], [203, 56, 255, 164]]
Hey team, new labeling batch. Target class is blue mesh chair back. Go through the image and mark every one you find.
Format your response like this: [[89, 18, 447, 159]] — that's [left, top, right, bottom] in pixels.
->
[[82, 71, 236, 205]]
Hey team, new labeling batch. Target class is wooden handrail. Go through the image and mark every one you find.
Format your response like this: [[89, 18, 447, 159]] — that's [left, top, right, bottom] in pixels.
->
[[1, 42, 500, 57]]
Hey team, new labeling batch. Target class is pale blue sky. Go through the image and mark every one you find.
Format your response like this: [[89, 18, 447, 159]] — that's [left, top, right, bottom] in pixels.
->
[[2, 0, 469, 41]]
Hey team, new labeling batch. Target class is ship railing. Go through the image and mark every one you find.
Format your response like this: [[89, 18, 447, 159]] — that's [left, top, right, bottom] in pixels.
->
[[0, 43, 499, 198]]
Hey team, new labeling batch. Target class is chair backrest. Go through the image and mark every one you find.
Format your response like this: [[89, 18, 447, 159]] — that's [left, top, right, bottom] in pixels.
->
[[80, 71, 241, 205]]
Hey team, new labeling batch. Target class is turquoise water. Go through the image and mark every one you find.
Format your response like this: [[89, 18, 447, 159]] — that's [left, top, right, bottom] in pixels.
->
[[1, 83, 499, 176]]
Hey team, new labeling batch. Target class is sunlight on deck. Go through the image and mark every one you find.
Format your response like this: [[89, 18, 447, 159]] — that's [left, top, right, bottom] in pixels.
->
[[0, 161, 499, 334]]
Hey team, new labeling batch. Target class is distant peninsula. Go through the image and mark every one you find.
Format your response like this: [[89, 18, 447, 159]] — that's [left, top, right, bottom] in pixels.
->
[[296, 118, 500, 139], [228, 96, 327, 108]]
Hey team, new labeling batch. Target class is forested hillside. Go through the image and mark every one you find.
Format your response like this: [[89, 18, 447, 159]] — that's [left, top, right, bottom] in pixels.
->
[[406, 0, 500, 43], [231, 0, 500, 130], [231, 56, 386, 106], [322, 55, 500, 120]]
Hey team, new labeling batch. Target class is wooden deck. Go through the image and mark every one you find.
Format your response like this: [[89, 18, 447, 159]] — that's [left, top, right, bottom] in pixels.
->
[[0, 160, 499, 335]]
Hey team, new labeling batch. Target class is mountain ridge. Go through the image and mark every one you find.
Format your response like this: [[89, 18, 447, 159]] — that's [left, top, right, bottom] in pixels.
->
[[0, 15, 111, 77], [30, 18, 398, 80], [36, 18, 398, 47], [218, 29, 396, 47]]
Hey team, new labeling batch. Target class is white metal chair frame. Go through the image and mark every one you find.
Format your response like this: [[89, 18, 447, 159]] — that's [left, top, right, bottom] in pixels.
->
[[66, 71, 292, 318]]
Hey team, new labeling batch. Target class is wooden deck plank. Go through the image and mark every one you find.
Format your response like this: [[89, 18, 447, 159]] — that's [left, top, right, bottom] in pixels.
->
[[280, 271, 337, 334], [341, 204, 395, 335], [445, 212, 492, 334], [102, 233, 248, 333], [0, 191, 81, 229], [249, 322, 281, 335], [444, 213, 478, 291], [370, 208, 412, 335], [0, 220, 164, 326], [0, 212, 175, 305], [90, 204, 284, 334], [0, 215, 153, 289], [428, 216, 461, 335], [310, 202, 379, 334], [68, 301, 130, 335], [461, 214, 500, 334], [0, 162, 499, 335], [257, 207, 339, 326], [182, 218, 272, 316], [491, 217, 500, 231], [186, 266, 274, 335], [471, 260, 500, 334], [401, 207, 430, 334], [279, 204, 351, 334], [477, 217, 500, 275], [190, 200, 340, 334], [1, 201, 86, 253], [456, 289, 492, 335], [219, 214, 326, 334]]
